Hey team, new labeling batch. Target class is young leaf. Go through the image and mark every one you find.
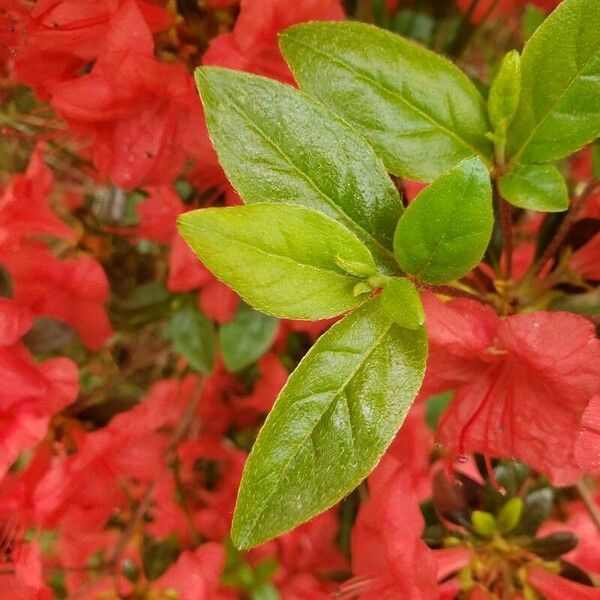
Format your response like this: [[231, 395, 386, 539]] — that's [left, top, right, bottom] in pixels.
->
[[279, 21, 492, 182], [195, 67, 401, 272], [380, 277, 424, 330], [167, 304, 216, 374], [488, 50, 521, 133], [393, 157, 493, 284], [507, 0, 600, 164], [220, 303, 279, 373], [177, 203, 376, 320], [231, 296, 427, 549], [499, 164, 568, 212]]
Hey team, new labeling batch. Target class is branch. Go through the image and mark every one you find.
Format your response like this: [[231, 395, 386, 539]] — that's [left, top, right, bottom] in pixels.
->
[[529, 179, 599, 277], [576, 479, 600, 535]]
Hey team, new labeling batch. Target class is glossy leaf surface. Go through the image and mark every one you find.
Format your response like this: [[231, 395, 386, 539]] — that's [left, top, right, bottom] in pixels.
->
[[220, 303, 279, 373], [178, 204, 376, 320], [499, 164, 568, 212], [488, 50, 521, 133], [231, 297, 427, 548], [393, 157, 493, 284], [507, 0, 600, 163], [195, 66, 401, 272], [280, 21, 492, 182], [380, 277, 424, 330]]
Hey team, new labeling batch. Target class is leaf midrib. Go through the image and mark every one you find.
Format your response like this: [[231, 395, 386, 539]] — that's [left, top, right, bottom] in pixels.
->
[[205, 81, 396, 266], [284, 35, 490, 167], [236, 315, 394, 546], [183, 223, 360, 282]]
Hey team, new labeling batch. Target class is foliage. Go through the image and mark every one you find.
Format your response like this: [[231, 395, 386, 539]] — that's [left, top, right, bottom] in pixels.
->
[[1, 0, 600, 598]]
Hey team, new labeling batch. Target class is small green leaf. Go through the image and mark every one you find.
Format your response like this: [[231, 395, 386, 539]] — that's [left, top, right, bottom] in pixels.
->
[[178, 204, 376, 320], [220, 303, 279, 373], [488, 50, 521, 133], [380, 278, 424, 329], [141, 537, 180, 581], [499, 164, 568, 212], [167, 304, 216, 374], [334, 255, 378, 277], [471, 510, 497, 537], [425, 391, 453, 431], [497, 497, 523, 534], [231, 296, 427, 548], [393, 157, 493, 284], [280, 21, 492, 182], [508, 0, 600, 164], [195, 67, 401, 272]]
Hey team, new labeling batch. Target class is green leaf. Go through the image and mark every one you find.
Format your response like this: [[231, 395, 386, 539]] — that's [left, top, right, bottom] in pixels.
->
[[167, 304, 216, 374], [195, 67, 401, 273], [522, 4, 545, 40], [380, 277, 424, 329], [498, 164, 568, 212], [507, 0, 600, 164], [425, 391, 453, 430], [177, 203, 377, 320], [231, 296, 427, 548], [393, 157, 493, 284], [220, 303, 279, 373], [488, 50, 521, 133], [279, 21, 492, 182]]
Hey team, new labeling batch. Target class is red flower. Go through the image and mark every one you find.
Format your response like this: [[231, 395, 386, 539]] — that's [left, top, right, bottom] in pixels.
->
[[203, 0, 345, 84], [572, 234, 600, 281], [457, 0, 560, 23], [349, 466, 439, 598], [33, 375, 193, 529], [51, 0, 202, 188], [423, 294, 600, 484], [0, 299, 78, 479], [135, 188, 241, 322], [12, 0, 171, 98], [575, 395, 600, 470], [527, 566, 600, 599], [0, 541, 53, 599], [4, 243, 113, 349], [538, 489, 600, 576], [0, 143, 75, 255], [156, 543, 226, 600]]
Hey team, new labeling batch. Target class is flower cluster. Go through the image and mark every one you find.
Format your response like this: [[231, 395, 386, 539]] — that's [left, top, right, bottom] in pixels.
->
[[1, 0, 599, 599]]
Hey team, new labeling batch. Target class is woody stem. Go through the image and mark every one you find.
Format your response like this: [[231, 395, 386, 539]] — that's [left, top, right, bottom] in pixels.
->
[[529, 179, 599, 277], [575, 479, 600, 535]]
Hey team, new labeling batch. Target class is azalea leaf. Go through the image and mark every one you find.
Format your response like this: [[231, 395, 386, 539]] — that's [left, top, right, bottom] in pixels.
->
[[220, 303, 279, 373], [380, 277, 424, 330], [507, 0, 600, 164], [499, 164, 568, 212], [167, 304, 216, 374], [488, 50, 521, 133], [195, 67, 401, 273], [231, 296, 427, 549], [393, 157, 493, 284], [177, 203, 377, 320], [279, 21, 492, 182]]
